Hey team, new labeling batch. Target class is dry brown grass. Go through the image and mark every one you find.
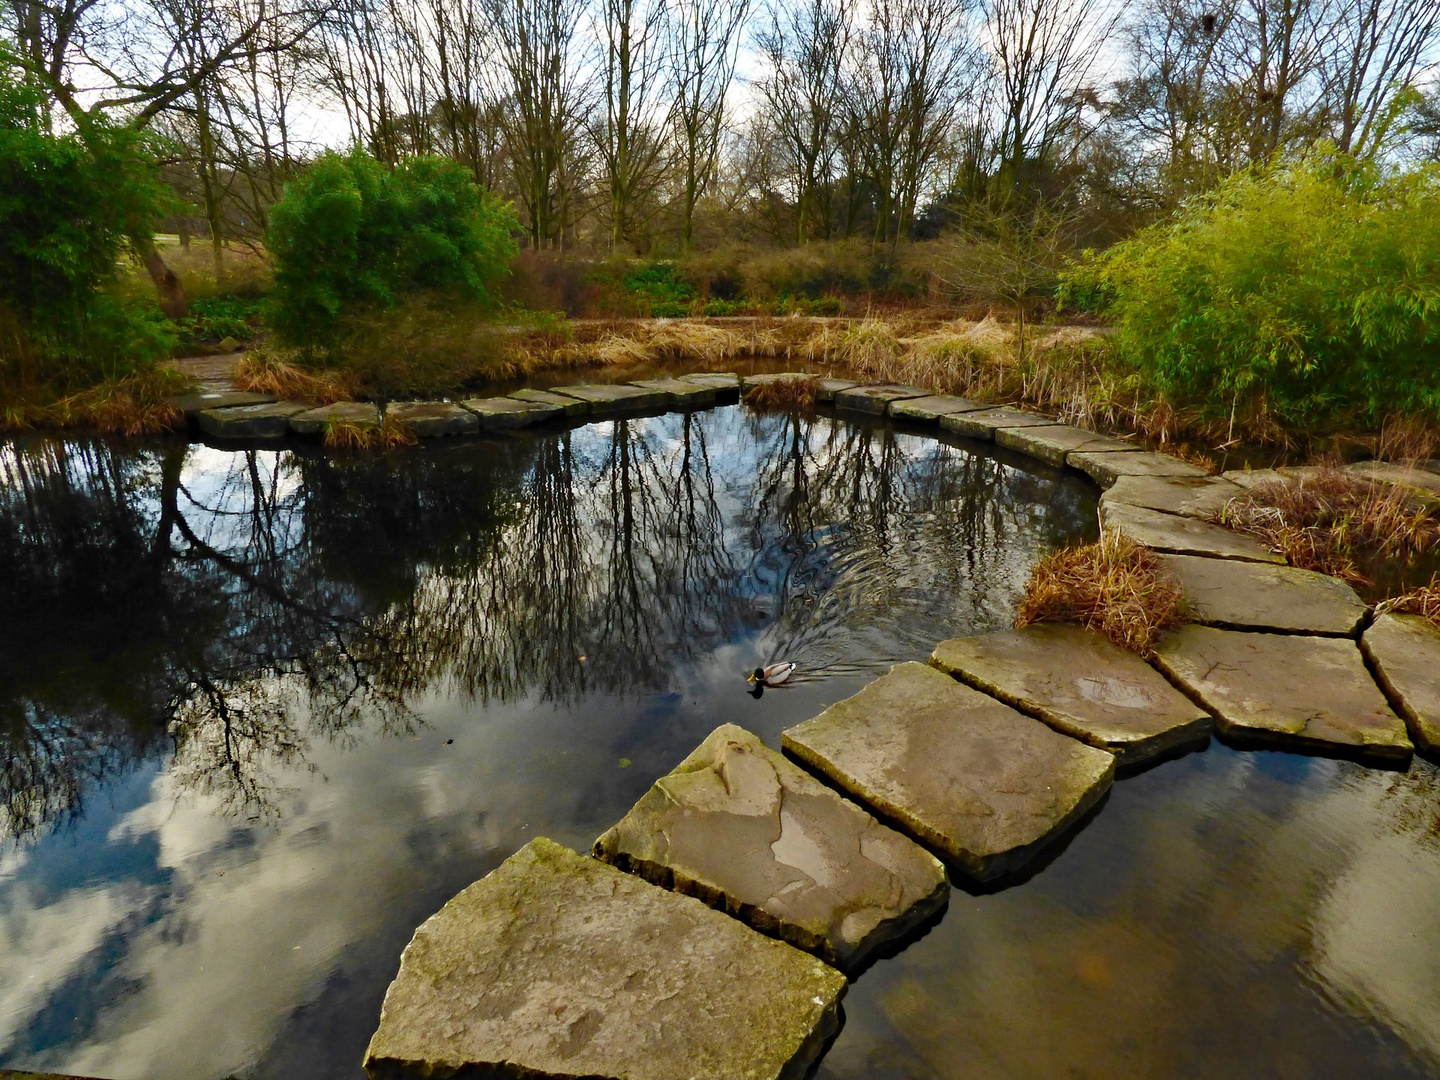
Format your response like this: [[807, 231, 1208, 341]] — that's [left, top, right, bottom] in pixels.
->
[[743, 375, 822, 412], [1376, 574, 1440, 627], [3, 369, 192, 436], [1214, 464, 1439, 584], [1015, 530, 1189, 655], [235, 350, 356, 403], [322, 414, 417, 451]]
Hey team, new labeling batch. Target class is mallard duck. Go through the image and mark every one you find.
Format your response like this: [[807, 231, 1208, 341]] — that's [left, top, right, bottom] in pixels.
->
[[748, 662, 796, 687]]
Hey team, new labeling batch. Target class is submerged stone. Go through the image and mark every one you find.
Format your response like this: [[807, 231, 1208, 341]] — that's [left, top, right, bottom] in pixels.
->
[[938, 407, 1053, 441], [511, 387, 590, 416], [547, 383, 667, 415], [384, 401, 479, 437], [1158, 553, 1366, 636], [930, 625, 1210, 762], [994, 424, 1140, 468], [1069, 450, 1211, 486], [1360, 614, 1440, 755], [594, 724, 947, 971], [290, 402, 381, 435], [1100, 474, 1244, 519], [364, 837, 845, 1080], [169, 390, 277, 417], [1152, 625, 1412, 763], [781, 662, 1114, 881], [1100, 500, 1285, 563], [889, 394, 988, 423], [833, 384, 929, 415], [197, 401, 307, 440], [629, 377, 721, 406], [461, 396, 563, 429]]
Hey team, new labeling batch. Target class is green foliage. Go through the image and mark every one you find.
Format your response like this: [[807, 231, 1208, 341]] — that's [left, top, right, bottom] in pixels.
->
[[623, 262, 696, 316], [265, 150, 520, 345], [1072, 154, 1440, 430], [179, 295, 259, 343]]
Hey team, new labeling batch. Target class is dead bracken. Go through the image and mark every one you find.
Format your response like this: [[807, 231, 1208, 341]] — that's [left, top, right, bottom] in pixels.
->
[[743, 375, 822, 412], [1376, 573, 1440, 628]]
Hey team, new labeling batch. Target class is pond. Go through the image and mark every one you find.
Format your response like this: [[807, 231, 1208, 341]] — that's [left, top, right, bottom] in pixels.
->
[[0, 403, 1437, 1080]]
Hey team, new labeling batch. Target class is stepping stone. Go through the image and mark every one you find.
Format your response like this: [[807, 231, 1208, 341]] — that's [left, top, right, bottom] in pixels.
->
[[679, 372, 742, 398], [197, 401, 307, 440], [1348, 460, 1440, 497], [1157, 553, 1366, 635], [1361, 614, 1440, 755], [816, 377, 858, 401], [385, 401, 479, 437], [1100, 474, 1244, 519], [547, 383, 667, 415], [889, 394, 988, 424], [834, 384, 929, 415], [290, 401, 380, 435], [994, 424, 1140, 468], [364, 837, 845, 1080], [461, 397, 564, 429], [594, 725, 947, 971], [1100, 501, 1285, 563], [511, 387, 589, 417], [781, 662, 1114, 881], [628, 377, 720, 406], [938, 407, 1053, 441], [1070, 450, 1211, 486], [930, 625, 1210, 762], [742, 372, 815, 390], [1152, 626, 1412, 763], [168, 389, 277, 417]]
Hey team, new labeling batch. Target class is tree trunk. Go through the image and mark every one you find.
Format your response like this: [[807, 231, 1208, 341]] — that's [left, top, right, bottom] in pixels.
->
[[134, 234, 188, 320]]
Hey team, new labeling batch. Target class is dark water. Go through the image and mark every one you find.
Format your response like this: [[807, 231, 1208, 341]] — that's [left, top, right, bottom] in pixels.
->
[[0, 405, 1436, 1080]]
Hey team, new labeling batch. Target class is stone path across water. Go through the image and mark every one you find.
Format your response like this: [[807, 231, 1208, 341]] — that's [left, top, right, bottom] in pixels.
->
[[1157, 553, 1367, 635], [1361, 614, 1440, 754]]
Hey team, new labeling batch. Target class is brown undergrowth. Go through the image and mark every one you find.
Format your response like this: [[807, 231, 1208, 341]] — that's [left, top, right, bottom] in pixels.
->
[[1015, 530, 1189, 655], [236, 351, 356, 403], [742, 375, 822, 413], [1, 368, 192, 436], [322, 415, 417, 451], [1376, 574, 1440, 627]]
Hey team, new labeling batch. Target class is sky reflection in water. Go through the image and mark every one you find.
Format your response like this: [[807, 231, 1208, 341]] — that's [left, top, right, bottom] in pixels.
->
[[0, 405, 1436, 1080]]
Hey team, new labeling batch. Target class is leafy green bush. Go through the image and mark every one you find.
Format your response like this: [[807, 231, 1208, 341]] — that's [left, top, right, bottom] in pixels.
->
[[1071, 154, 1440, 430], [265, 150, 519, 346], [623, 262, 696, 316], [179, 295, 258, 343]]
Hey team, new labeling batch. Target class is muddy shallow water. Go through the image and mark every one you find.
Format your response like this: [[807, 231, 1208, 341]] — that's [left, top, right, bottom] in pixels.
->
[[1, 404, 1437, 1080]]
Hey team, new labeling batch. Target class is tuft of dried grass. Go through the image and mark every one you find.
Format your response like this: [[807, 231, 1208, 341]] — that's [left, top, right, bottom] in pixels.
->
[[1015, 530, 1189, 655], [744, 376, 821, 413], [1213, 464, 1439, 584], [322, 414, 417, 451], [236, 350, 355, 403], [44, 370, 191, 436], [1376, 574, 1440, 627]]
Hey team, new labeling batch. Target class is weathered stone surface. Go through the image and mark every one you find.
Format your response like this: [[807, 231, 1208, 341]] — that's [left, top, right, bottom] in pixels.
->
[[679, 372, 742, 399], [0, 1071, 112, 1079], [290, 401, 381, 435], [938, 407, 1054, 441], [930, 625, 1210, 762], [1361, 614, 1440, 755], [547, 383, 668, 415], [1348, 460, 1440, 497], [364, 837, 845, 1080], [1158, 553, 1366, 635], [1100, 500, 1285, 563], [994, 424, 1139, 468], [594, 724, 947, 971], [629, 377, 721, 405], [781, 662, 1114, 881], [833, 384, 929, 415], [384, 401, 479, 437], [1100, 474, 1244, 519], [197, 401, 307, 440], [169, 389, 277, 417], [1221, 467, 1282, 490], [816, 377, 858, 401], [511, 387, 590, 416], [1152, 626, 1412, 762], [461, 396, 564, 429], [889, 394, 988, 423], [1070, 450, 1211, 486]]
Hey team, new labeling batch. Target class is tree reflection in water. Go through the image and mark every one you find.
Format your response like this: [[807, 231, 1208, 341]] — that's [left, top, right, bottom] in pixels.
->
[[0, 407, 1095, 843]]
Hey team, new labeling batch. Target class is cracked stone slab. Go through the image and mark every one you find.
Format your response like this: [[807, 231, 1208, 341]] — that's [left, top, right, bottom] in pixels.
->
[[510, 387, 590, 416], [547, 383, 668, 415], [679, 372, 742, 398], [384, 401, 479, 437], [781, 662, 1114, 881], [1361, 614, 1440, 755], [1100, 500, 1285, 563], [364, 837, 845, 1080], [1100, 474, 1245, 519], [938, 407, 1054, 441], [1070, 450, 1211, 486], [889, 394, 988, 424], [833, 384, 930, 415], [198, 401, 307, 440], [461, 396, 564, 429], [290, 401, 381, 435], [816, 378, 858, 401], [629, 377, 722, 406], [1152, 626, 1412, 763], [930, 625, 1210, 762], [1158, 553, 1366, 636], [169, 390, 277, 417], [594, 724, 948, 971], [995, 424, 1140, 468]]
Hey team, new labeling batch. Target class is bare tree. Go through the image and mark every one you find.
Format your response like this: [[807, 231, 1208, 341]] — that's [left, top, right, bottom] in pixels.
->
[[1318, 0, 1440, 156]]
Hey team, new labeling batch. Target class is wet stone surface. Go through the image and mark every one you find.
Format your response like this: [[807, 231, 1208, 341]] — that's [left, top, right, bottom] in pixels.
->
[[1158, 553, 1367, 636], [930, 625, 1210, 762], [833, 384, 929, 415], [678, 372, 743, 398], [1069, 450, 1212, 487], [289, 402, 381, 435], [781, 662, 1115, 882], [994, 424, 1139, 468], [510, 387, 590, 416], [461, 396, 563, 429], [628, 377, 721, 406], [938, 407, 1055, 441], [384, 401, 479, 438], [1100, 474, 1244, 519], [1360, 613, 1440, 755], [169, 389, 277, 417], [888, 395, 988, 424], [815, 377, 859, 401], [1152, 625, 1413, 763], [546, 383, 668, 415], [593, 724, 948, 971], [364, 837, 846, 1080], [197, 401, 308, 440], [1100, 500, 1285, 563]]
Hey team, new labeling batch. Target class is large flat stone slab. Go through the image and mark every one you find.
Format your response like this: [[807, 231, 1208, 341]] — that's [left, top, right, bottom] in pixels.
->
[[364, 837, 845, 1080], [938, 407, 1053, 441], [1158, 553, 1366, 635], [815, 377, 858, 402], [547, 383, 667, 415], [629, 377, 720, 406], [930, 625, 1210, 762], [169, 389, 277, 417], [679, 372, 742, 399], [198, 401, 307, 440], [385, 401, 479, 437], [889, 394, 988, 423], [594, 724, 947, 971], [511, 387, 590, 416], [1152, 626, 1412, 763], [1100, 500, 1285, 563], [1348, 460, 1440, 497], [461, 396, 563, 429], [995, 424, 1139, 468], [1100, 474, 1244, 519], [290, 401, 381, 435], [1361, 614, 1440, 755], [1070, 450, 1211, 486], [781, 663, 1114, 881], [833, 384, 929, 415]]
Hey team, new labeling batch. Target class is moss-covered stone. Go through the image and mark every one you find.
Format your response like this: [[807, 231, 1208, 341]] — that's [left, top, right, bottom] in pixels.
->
[[1100, 500, 1285, 563], [385, 401, 480, 437], [833, 384, 929, 415], [1158, 553, 1366, 636], [1100, 474, 1244, 519], [461, 396, 564, 429], [1361, 613, 1440, 755], [994, 424, 1139, 468], [889, 395, 987, 423], [510, 387, 590, 416], [1069, 450, 1210, 486], [197, 401, 307, 440], [549, 383, 668, 415], [290, 402, 381, 435], [628, 377, 721, 406], [938, 407, 1053, 441]]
